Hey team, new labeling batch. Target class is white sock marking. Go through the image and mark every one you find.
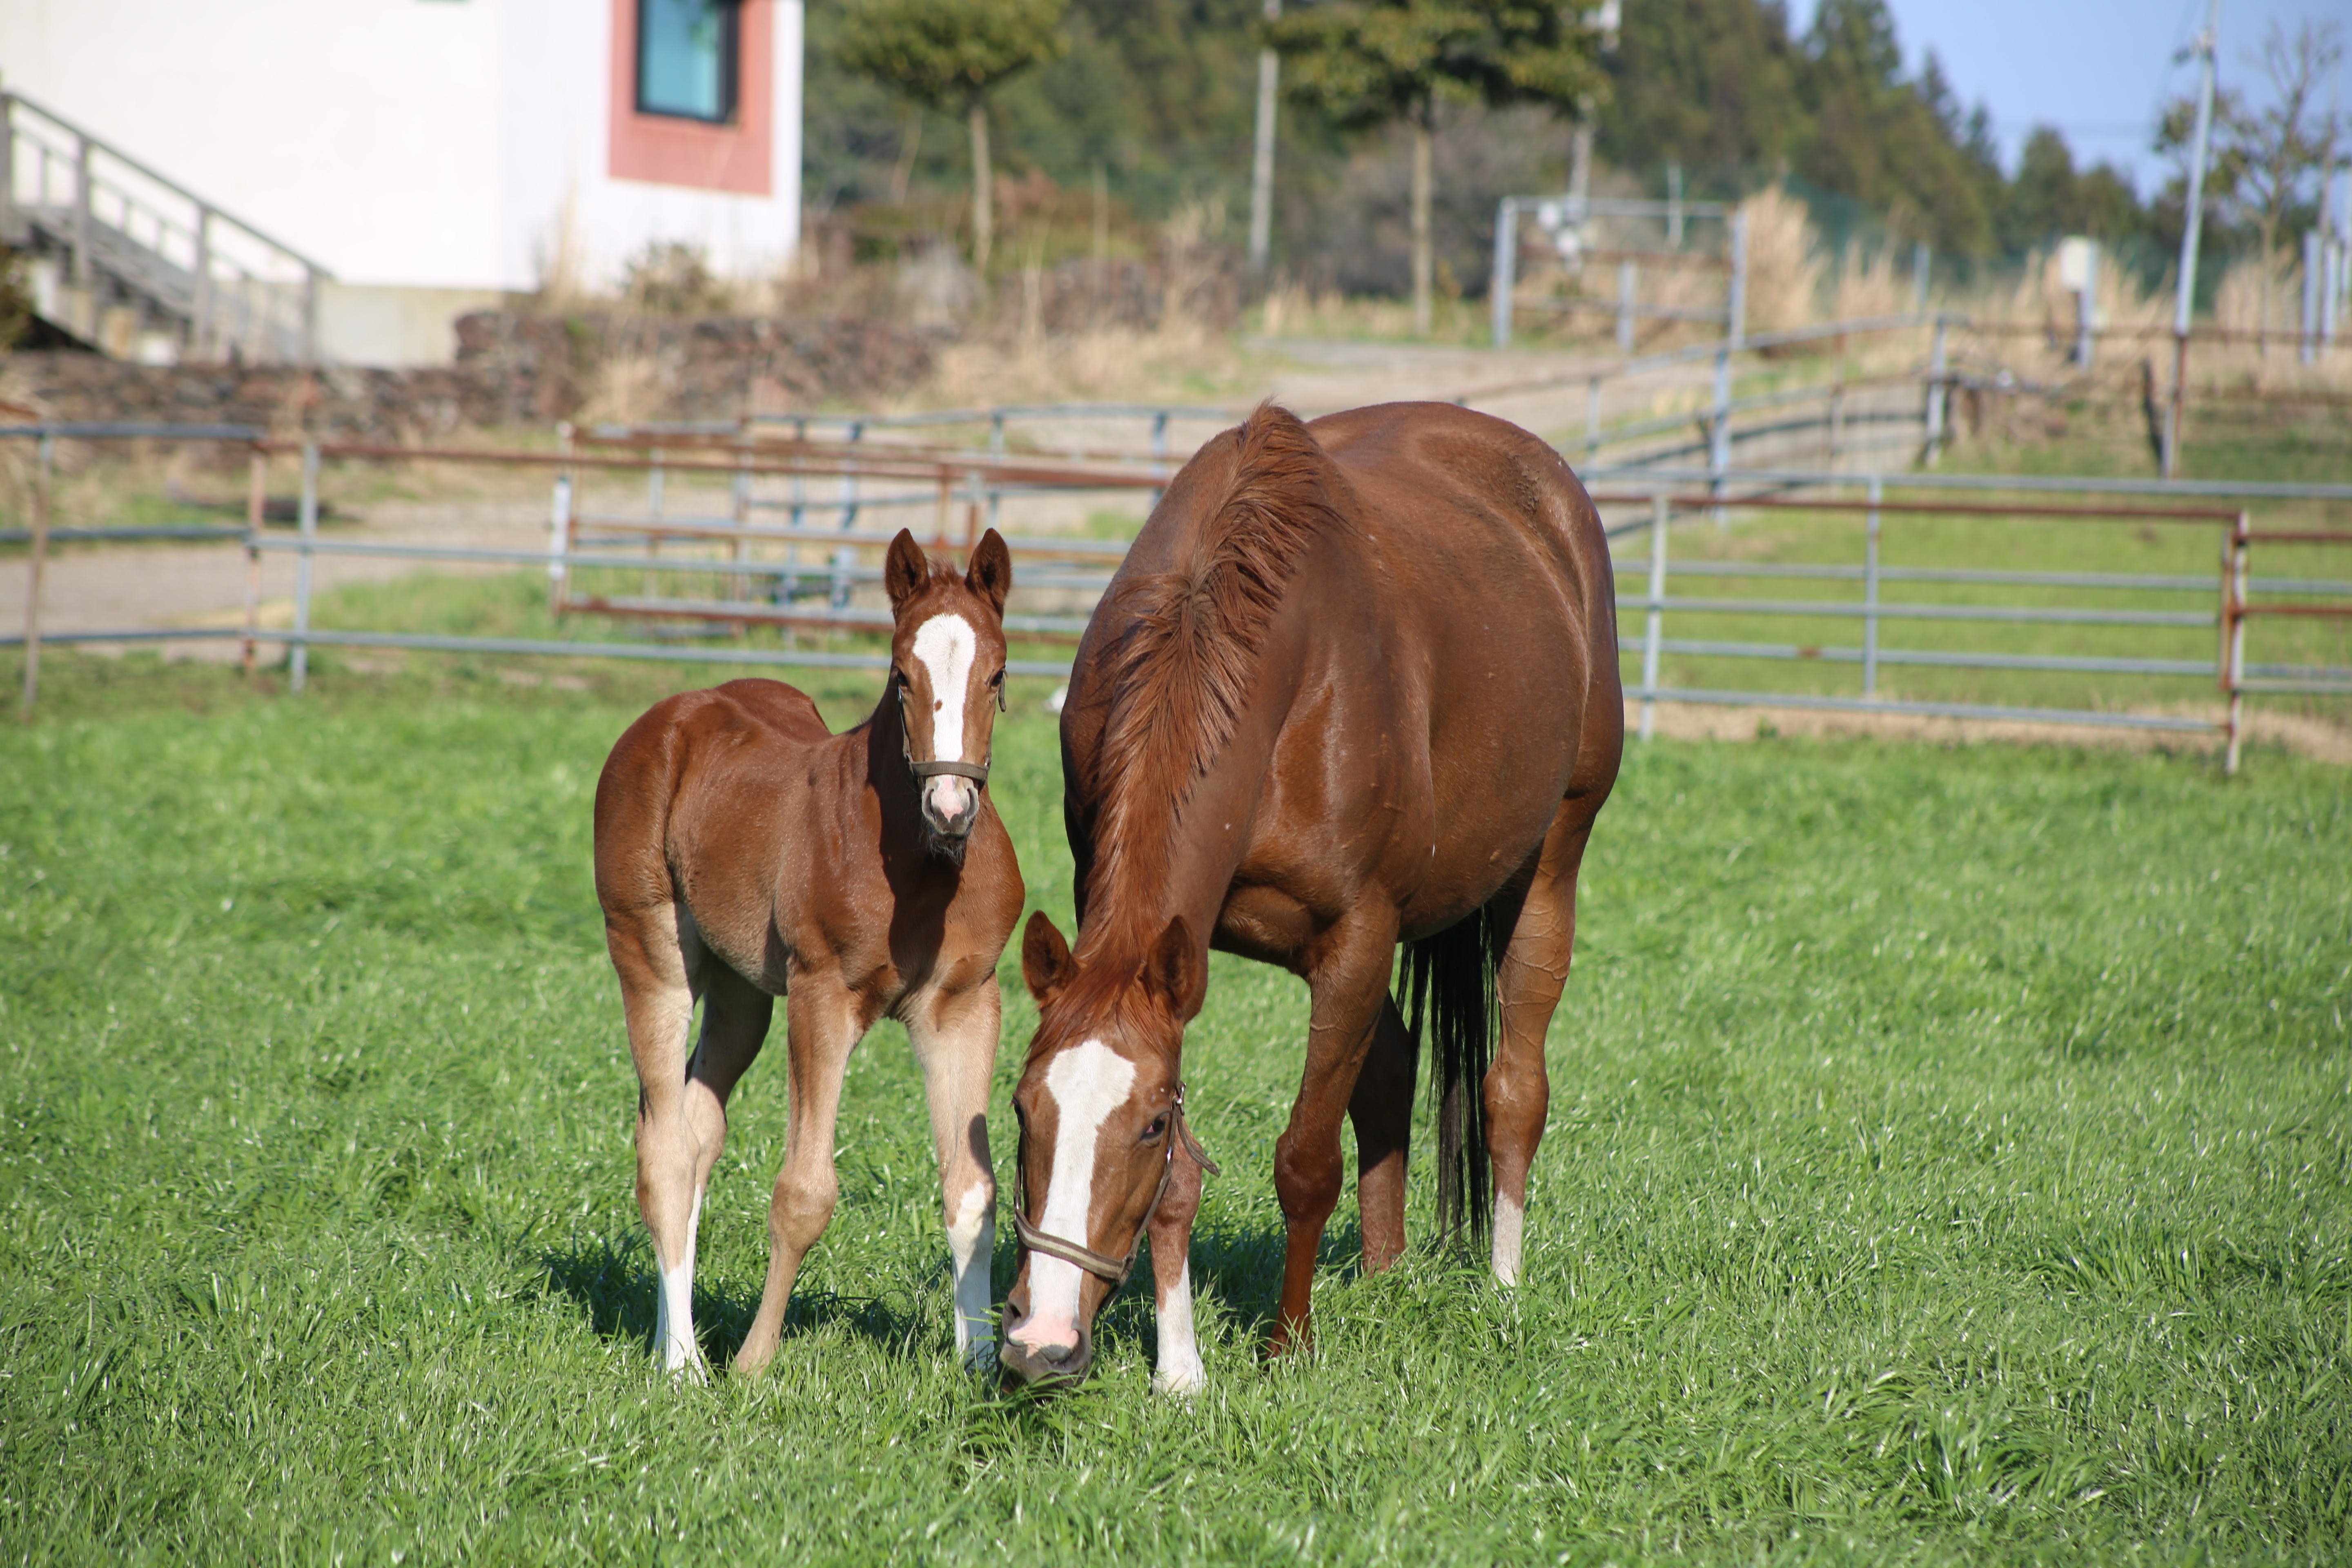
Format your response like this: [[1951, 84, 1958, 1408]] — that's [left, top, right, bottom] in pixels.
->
[[1492, 1192, 1526, 1287], [945, 1181, 995, 1364], [911, 612, 978, 823], [1009, 1039, 1134, 1354], [1153, 1259, 1205, 1395], [656, 1190, 705, 1376]]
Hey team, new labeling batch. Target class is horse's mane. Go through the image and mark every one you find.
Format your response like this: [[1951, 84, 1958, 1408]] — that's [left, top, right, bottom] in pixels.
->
[[1082, 403, 1343, 920]]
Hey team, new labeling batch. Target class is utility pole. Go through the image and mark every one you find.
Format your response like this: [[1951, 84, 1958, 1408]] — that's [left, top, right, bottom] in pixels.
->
[[1247, 0, 1281, 279], [2165, 0, 2221, 480], [1568, 2, 1622, 216]]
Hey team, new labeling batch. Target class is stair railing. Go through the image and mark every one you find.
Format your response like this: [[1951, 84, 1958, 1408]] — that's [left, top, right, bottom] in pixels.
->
[[1, 90, 332, 363]]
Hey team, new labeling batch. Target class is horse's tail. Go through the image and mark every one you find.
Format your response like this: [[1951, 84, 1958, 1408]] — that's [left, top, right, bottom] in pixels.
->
[[1401, 904, 1504, 1246]]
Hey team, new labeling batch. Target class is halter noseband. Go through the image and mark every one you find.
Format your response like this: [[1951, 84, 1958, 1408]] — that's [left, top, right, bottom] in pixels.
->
[[1013, 1086, 1221, 1290]]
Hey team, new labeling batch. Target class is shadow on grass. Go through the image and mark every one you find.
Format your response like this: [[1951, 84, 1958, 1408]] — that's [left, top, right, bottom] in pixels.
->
[[538, 1232, 940, 1372]]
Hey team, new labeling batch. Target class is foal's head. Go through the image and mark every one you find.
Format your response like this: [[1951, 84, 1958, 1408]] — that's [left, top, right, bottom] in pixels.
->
[[883, 528, 1013, 862], [1000, 910, 1207, 1388]]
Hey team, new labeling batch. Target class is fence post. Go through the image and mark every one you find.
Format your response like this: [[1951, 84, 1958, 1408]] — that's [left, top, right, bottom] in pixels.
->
[[71, 133, 91, 292], [832, 419, 864, 609], [1586, 374, 1603, 459], [1617, 258, 1637, 355], [645, 443, 666, 597], [2224, 510, 2247, 776], [1640, 492, 1668, 742], [1726, 208, 1748, 349], [1862, 476, 1882, 698], [1490, 197, 1518, 349], [18, 431, 52, 718], [191, 207, 214, 360], [0, 93, 15, 247], [290, 440, 318, 693], [730, 429, 751, 610], [1924, 318, 1948, 466], [784, 415, 807, 603], [548, 421, 573, 618], [1149, 408, 1169, 512], [300, 267, 321, 365], [1709, 344, 1732, 529], [2304, 230, 2323, 366], [242, 443, 266, 674]]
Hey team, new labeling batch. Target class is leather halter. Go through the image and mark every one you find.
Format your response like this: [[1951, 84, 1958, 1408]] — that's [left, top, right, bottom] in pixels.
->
[[896, 674, 1004, 789], [1013, 1086, 1221, 1290]]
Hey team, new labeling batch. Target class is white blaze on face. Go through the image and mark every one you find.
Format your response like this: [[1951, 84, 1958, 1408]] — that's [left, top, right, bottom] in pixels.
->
[[911, 612, 979, 822], [1011, 1038, 1135, 1354]]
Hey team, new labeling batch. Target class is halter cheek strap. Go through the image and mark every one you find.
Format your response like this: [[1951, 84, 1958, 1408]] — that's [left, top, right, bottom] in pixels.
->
[[1013, 1087, 1222, 1290]]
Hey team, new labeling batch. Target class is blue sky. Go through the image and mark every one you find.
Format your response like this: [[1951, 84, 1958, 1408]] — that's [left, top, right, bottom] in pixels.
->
[[1792, 0, 2350, 187]]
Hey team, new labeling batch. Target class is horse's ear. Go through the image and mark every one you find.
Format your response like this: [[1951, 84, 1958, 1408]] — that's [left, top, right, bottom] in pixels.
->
[[1022, 911, 1076, 1005], [884, 529, 929, 613], [1143, 916, 1206, 1021], [965, 529, 1012, 617]]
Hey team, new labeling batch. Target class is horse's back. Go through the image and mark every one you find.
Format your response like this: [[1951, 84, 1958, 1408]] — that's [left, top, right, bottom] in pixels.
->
[[594, 679, 832, 916], [1312, 402, 1613, 636]]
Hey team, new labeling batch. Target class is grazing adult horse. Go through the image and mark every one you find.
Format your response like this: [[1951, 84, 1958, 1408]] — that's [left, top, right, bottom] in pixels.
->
[[1000, 403, 1621, 1392], [594, 529, 1024, 1378]]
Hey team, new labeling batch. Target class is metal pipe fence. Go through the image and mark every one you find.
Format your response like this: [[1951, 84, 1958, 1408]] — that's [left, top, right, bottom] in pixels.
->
[[4, 421, 2345, 774]]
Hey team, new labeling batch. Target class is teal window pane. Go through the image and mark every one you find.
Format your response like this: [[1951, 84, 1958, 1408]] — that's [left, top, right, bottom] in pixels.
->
[[637, 0, 738, 123]]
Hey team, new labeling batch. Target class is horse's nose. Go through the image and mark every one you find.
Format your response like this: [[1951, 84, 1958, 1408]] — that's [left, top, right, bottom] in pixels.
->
[[924, 777, 975, 831], [1000, 1330, 1092, 1389]]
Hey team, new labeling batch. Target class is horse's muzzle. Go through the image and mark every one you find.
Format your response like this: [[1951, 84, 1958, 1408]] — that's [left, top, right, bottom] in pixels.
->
[[919, 775, 980, 844], [998, 1318, 1093, 1389]]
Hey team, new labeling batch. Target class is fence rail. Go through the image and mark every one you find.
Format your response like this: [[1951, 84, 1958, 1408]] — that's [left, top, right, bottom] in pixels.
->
[[4, 421, 2347, 775]]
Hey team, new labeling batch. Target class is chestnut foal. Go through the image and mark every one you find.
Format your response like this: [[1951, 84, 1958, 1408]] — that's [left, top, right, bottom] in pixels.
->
[[594, 529, 1025, 1378]]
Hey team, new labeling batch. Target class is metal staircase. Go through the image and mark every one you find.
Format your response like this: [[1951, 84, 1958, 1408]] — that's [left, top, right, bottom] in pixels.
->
[[1, 91, 329, 363]]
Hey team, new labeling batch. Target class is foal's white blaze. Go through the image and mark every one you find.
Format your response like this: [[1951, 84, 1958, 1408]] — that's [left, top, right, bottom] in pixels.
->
[[656, 1190, 705, 1376], [1492, 1192, 1526, 1287], [945, 1180, 995, 1363], [1011, 1039, 1135, 1354], [911, 612, 979, 823], [1153, 1259, 1205, 1395]]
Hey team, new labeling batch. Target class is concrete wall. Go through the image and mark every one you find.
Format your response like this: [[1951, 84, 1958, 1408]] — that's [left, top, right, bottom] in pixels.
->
[[1, 0, 802, 354]]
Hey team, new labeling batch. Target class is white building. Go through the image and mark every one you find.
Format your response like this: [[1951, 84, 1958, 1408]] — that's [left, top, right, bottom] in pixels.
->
[[0, 0, 804, 364]]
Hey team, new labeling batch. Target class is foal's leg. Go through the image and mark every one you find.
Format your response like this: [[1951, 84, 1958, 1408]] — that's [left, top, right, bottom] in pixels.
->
[[612, 902, 739, 1377], [1345, 994, 1417, 1275], [1484, 803, 1597, 1287], [1270, 909, 1400, 1356], [906, 978, 1001, 1368], [734, 969, 864, 1377]]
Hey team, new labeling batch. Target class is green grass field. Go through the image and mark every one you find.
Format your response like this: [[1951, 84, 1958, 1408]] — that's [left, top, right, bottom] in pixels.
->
[[2, 653, 2348, 1564]]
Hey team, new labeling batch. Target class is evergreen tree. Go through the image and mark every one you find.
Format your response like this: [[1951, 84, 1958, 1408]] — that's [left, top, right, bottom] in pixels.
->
[[1268, 0, 1601, 334], [835, 0, 1071, 269]]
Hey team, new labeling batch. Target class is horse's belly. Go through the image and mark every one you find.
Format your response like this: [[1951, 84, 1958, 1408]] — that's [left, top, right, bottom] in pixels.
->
[[1213, 883, 1317, 970]]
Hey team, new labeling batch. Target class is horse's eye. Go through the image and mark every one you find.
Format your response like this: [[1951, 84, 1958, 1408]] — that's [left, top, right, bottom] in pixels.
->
[[1142, 1116, 1169, 1143], [990, 670, 1005, 686]]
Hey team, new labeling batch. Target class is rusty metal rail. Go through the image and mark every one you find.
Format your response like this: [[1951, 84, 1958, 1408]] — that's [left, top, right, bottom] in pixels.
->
[[5, 421, 2346, 773]]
